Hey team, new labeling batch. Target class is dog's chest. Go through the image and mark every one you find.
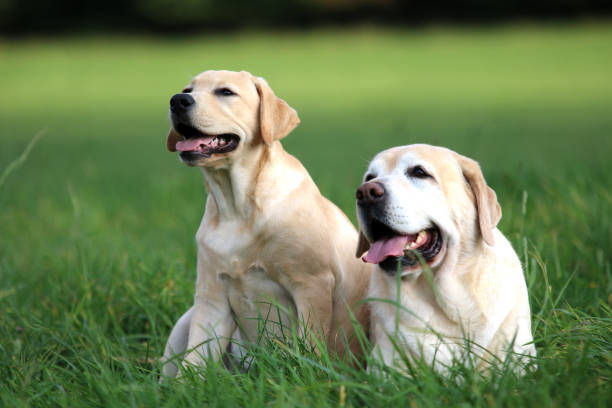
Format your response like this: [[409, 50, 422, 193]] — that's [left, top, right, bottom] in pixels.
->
[[196, 219, 258, 256], [372, 275, 482, 368], [196, 220, 296, 337]]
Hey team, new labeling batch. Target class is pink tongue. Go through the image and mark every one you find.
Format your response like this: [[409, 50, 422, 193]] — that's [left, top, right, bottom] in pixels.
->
[[363, 235, 415, 264], [175, 136, 214, 152]]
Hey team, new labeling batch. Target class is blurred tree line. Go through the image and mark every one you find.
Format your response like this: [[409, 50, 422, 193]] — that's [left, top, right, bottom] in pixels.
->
[[1, 0, 610, 35]]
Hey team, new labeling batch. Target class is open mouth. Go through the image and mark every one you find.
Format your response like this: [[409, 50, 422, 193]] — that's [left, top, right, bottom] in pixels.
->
[[174, 123, 240, 162], [362, 219, 444, 275]]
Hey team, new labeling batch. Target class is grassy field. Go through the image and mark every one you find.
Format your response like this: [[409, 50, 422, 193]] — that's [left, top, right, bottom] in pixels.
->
[[1, 23, 611, 406]]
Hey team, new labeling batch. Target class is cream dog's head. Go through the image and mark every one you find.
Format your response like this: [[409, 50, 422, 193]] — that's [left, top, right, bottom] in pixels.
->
[[355, 144, 501, 277], [166, 70, 300, 167]]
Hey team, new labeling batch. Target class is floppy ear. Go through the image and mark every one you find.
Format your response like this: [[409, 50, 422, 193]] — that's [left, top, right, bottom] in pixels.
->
[[253, 76, 300, 145], [166, 128, 183, 152], [356, 230, 371, 258], [454, 153, 502, 246]]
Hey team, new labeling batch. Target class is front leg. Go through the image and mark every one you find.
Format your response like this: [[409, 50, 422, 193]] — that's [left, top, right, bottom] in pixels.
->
[[182, 272, 236, 373], [161, 306, 193, 379], [292, 273, 335, 351]]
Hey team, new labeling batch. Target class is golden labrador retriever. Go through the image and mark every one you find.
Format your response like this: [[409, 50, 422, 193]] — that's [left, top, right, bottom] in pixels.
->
[[355, 144, 535, 373], [161, 70, 371, 378]]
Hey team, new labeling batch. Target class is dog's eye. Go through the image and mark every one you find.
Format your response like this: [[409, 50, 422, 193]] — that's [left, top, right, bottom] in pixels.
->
[[215, 88, 236, 96], [408, 166, 430, 179], [364, 174, 376, 182], [182, 87, 193, 93]]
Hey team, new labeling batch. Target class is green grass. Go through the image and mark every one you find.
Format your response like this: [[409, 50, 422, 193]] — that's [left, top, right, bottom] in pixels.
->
[[1, 23, 611, 407]]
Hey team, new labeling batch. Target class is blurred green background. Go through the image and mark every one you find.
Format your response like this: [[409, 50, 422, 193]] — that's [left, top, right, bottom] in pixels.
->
[[1, 19, 611, 407], [1, 25, 611, 243]]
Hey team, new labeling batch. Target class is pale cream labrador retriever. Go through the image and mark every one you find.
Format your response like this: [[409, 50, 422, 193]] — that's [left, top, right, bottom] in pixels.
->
[[161, 70, 371, 378], [355, 144, 535, 373]]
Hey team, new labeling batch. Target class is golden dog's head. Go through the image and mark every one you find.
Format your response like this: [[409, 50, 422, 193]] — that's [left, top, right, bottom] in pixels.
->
[[355, 144, 501, 277], [166, 70, 300, 167]]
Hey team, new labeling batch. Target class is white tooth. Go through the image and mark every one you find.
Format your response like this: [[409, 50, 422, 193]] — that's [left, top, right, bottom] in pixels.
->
[[415, 230, 428, 247]]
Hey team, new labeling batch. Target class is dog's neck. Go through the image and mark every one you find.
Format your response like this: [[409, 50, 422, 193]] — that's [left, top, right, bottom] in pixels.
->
[[200, 143, 271, 221], [427, 239, 491, 324]]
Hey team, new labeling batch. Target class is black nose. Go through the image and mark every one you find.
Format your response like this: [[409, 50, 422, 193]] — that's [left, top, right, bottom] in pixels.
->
[[356, 182, 385, 205], [170, 93, 195, 113]]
